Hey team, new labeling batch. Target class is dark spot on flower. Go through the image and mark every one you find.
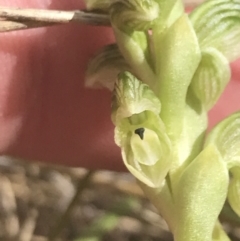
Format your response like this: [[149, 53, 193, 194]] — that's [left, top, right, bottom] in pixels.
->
[[134, 128, 145, 140]]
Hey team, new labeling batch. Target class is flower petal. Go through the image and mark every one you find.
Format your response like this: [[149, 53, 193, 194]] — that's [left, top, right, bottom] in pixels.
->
[[85, 44, 131, 90], [111, 71, 161, 124], [190, 47, 231, 111], [190, 0, 240, 62], [110, 0, 160, 31], [205, 111, 240, 167]]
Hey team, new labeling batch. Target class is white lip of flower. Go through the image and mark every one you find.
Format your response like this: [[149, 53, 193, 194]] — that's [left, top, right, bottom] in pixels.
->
[[130, 127, 163, 166], [119, 120, 172, 188]]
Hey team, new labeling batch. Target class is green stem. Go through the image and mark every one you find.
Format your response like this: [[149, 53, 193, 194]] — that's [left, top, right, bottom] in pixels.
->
[[138, 180, 176, 232]]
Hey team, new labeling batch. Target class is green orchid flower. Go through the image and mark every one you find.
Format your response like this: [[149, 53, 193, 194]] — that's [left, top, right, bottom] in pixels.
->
[[111, 72, 172, 188], [85, 0, 240, 240]]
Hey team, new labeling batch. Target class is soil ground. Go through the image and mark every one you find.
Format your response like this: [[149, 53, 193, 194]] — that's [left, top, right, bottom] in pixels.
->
[[0, 156, 239, 241]]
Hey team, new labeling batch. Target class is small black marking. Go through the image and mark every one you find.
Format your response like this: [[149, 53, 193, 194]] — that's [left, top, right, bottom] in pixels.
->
[[134, 128, 145, 140]]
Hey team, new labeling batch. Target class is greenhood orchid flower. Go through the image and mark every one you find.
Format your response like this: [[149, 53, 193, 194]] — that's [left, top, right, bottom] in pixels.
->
[[85, 0, 240, 240], [111, 72, 172, 188]]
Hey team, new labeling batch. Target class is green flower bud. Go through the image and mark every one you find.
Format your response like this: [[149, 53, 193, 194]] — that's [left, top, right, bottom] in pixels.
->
[[190, 47, 230, 111], [204, 111, 240, 167]]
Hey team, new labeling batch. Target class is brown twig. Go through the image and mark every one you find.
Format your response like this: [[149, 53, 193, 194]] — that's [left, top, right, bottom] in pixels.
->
[[0, 1, 204, 33], [0, 7, 110, 32], [0, 20, 55, 32]]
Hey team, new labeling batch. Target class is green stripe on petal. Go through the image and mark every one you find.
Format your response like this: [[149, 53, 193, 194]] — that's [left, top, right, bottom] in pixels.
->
[[190, 47, 231, 111], [85, 44, 131, 90], [110, 0, 160, 31], [111, 72, 161, 124], [190, 0, 240, 62], [204, 111, 240, 167]]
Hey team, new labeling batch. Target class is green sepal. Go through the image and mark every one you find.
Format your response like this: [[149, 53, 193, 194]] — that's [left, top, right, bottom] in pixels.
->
[[110, 0, 184, 32], [111, 71, 161, 125], [190, 47, 231, 111], [110, 0, 160, 31], [85, 44, 130, 90], [204, 111, 240, 167], [174, 145, 229, 241], [190, 0, 240, 62]]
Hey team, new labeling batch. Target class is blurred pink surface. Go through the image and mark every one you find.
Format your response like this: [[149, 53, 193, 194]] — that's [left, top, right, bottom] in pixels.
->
[[0, 0, 239, 170]]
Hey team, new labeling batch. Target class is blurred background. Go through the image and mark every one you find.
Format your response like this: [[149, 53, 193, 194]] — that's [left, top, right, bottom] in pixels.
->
[[0, 156, 239, 241]]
